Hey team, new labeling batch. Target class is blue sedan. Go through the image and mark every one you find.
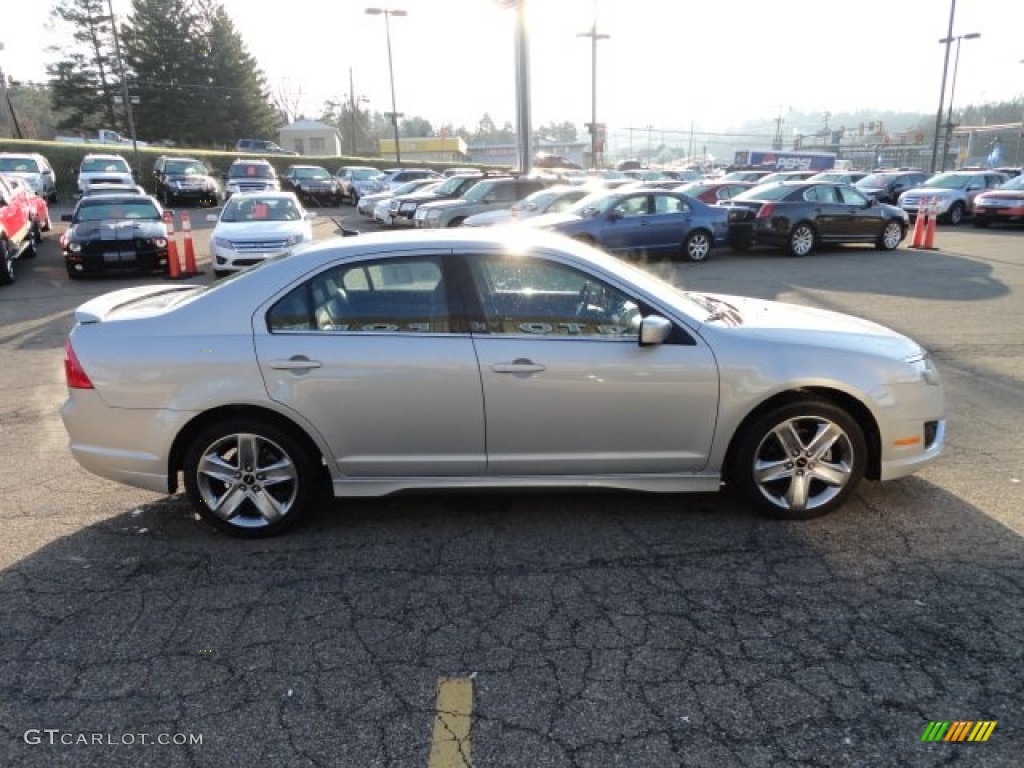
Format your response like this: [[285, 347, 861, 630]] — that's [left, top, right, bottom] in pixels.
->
[[524, 188, 730, 261]]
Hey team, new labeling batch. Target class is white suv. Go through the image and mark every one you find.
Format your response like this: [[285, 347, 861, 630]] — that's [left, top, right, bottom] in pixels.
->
[[224, 158, 281, 200], [77, 153, 134, 196]]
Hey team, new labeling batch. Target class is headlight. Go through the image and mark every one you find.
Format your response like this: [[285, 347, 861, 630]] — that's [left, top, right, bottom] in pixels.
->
[[909, 354, 941, 386], [400, 202, 416, 212], [68, 242, 82, 253], [212, 236, 234, 249], [285, 233, 303, 246], [152, 237, 168, 248], [426, 209, 443, 220]]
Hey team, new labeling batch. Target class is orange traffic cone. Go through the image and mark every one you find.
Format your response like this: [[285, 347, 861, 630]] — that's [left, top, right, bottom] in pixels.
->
[[909, 198, 926, 248], [180, 211, 199, 275], [163, 210, 182, 279], [922, 196, 938, 249]]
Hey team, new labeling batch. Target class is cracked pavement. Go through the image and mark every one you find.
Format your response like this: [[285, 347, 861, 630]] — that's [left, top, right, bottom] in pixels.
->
[[1, 215, 1021, 766]]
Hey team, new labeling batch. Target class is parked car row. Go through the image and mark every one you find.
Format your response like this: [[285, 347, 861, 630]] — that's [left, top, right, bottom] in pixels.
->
[[0, 173, 49, 285]]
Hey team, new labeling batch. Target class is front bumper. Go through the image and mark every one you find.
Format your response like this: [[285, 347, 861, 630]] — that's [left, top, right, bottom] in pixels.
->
[[65, 245, 169, 275]]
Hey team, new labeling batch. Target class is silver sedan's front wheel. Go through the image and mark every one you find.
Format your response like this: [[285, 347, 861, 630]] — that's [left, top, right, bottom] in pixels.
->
[[731, 399, 867, 519], [184, 420, 318, 537]]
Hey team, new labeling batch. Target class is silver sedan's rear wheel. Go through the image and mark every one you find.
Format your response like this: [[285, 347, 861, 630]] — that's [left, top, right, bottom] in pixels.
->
[[183, 419, 317, 537], [876, 219, 903, 251], [731, 399, 867, 519], [787, 223, 816, 257]]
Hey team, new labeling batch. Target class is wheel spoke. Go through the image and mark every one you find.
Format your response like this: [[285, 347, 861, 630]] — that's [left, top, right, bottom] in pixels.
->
[[236, 434, 259, 470], [250, 488, 286, 523], [784, 472, 812, 511], [198, 453, 237, 484], [211, 485, 248, 520], [772, 421, 806, 457], [259, 458, 296, 487], [754, 459, 794, 484], [810, 461, 850, 488], [806, 422, 844, 460]]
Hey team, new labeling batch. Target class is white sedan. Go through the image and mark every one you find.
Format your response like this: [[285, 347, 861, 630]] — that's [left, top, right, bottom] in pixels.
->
[[207, 192, 315, 277], [61, 229, 945, 538]]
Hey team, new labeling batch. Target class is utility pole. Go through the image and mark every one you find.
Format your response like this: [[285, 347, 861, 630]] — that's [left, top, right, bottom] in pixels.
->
[[107, 0, 139, 172], [577, 12, 609, 170], [930, 0, 957, 173]]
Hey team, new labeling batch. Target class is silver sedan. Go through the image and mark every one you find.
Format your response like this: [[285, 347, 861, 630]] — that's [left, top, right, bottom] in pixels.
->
[[61, 229, 945, 537]]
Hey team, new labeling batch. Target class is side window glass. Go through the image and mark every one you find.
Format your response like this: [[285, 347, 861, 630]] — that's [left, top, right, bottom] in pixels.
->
[[268, 284, 313, 331], [615, 195, 647, 217], [311, 257, 448, 333], [467, 254, 641, 339], [653, 194, 686, 214]]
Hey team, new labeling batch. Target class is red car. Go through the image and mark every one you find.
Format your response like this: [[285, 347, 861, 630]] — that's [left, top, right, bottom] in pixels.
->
[[674, 180, 756, 204], [972, 175, 1024, 228], [0, 174, 42, 285], [1, 174, 51, 242]]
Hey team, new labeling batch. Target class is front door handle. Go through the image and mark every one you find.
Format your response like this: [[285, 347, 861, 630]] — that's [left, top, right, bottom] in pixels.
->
[[491, 359, 546, 374], [268, 355, 322, 371]]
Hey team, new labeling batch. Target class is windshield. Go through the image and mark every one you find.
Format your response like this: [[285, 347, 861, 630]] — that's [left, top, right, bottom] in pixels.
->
[[229, 164, 275, 179], [0, 157, 40, 173], [394, 179, 433, 195], [857, 173, 899, 187], [732, 182, 791, 201], [922, 173, 971, 190], [81, 157, 130, 174], [463, 180, 499, 202], [166, 160, 207, 176], [220, 196, 301, 222], [996, 175, 1024, 190], [349, 168, 382, 181], [568, 191, 618, 217], [75, 199, 160, 222], [436, 175, 474, 195], [293, 167, 330, 179]]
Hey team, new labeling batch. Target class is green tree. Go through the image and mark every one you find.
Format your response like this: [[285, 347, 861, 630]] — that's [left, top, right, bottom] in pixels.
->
[[45, 0, 120, 132], [321, 99, 374, 156], [400, 116, 433, 138]]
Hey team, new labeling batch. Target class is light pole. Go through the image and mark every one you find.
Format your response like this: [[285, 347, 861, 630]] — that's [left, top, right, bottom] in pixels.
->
[[577, 19, 609, 169], [939, 32, 980, 171], [930, 0, 957, 174], [365, 7, 406, 164], [107, 0, 140, 173]]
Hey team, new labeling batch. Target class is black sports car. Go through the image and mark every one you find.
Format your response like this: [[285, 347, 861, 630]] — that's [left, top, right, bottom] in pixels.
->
[[719, 181, 910, 257], [61, 194, 170, 279]]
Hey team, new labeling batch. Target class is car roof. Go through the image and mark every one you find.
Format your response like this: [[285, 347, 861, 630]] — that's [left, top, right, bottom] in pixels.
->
[[77, 193, 154, 203], [225, 191, 299, 200]]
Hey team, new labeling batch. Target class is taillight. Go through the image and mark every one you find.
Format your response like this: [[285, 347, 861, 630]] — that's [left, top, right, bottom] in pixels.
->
[[64, 339, 94, 389], [756, 203, 775, 219]]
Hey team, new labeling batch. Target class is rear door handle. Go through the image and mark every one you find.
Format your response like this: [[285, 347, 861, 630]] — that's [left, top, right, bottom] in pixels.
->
[[491, 359, 546, 374], [268, 356, 322, 371]]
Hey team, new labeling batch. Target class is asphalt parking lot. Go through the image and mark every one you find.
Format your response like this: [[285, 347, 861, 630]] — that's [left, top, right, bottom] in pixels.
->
[[0, 207, 1021, 767]]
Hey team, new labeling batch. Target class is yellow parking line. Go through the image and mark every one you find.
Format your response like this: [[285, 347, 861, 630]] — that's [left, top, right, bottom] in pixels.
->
[[427, 677, 473, 768]]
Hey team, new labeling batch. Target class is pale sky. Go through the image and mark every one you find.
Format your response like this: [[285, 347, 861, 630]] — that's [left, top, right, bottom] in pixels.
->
[[11, 0, 1024, 146]]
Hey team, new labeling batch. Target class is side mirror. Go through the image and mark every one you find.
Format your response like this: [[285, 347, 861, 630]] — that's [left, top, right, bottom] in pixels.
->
[[61, 213, 73, 222], [639, 315, 672, 347]]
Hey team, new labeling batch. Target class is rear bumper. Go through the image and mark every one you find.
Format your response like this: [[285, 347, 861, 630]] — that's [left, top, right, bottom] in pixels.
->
[[61, 391, 196, 494]]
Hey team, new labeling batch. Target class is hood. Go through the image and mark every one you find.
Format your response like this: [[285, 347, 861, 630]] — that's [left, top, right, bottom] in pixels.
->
[[702, 293, 922, 360], [976, 190, 1024, 200], [522, 211, 585, 230], [69, 219, 166, 242], [902, 186, 957, 199], [419, 199, 466, 212], [464, 209, 514, 226], [213, 220, 309, 238]]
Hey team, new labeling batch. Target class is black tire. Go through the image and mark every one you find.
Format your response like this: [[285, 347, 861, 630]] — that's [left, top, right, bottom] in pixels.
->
[[41, 211, 52, 232], [183, 418, 319, 538], [351, 191, 360, 207], [875, 219, 904, 251], [682, 229, 712, 262], [0, 239, 14, 286], [31, 220, 43, 245], [972, 217, 990, 229], [787, 223, 816, 257], [945, 202, 965, 226], [67, 265, 82, 280], [730, 398, 867, 520], [48, 191, 58, 204], [728, 234, 752, 252], [21, 236, 37, 260]]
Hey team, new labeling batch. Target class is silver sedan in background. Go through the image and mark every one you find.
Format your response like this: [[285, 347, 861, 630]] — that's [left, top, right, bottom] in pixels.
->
[[61, 229, 945, 537]]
